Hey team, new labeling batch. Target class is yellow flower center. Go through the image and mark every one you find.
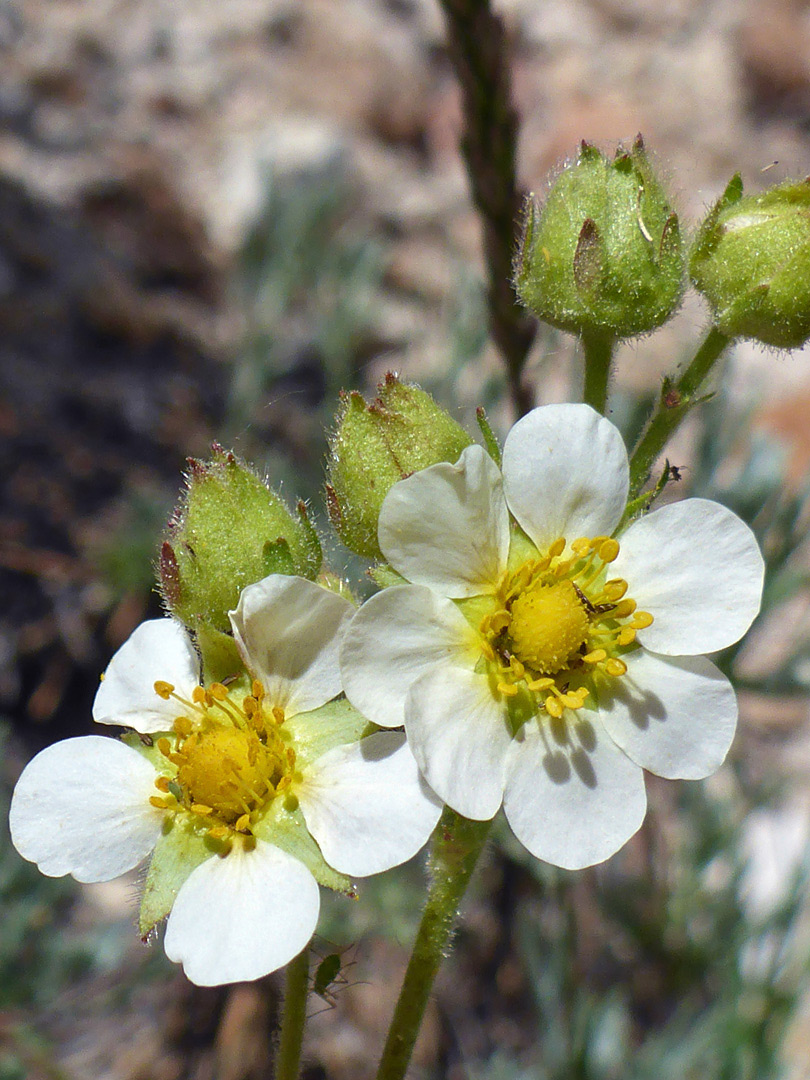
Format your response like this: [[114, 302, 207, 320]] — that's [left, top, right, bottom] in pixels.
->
[[148, 679, 297, 844], [509, 580, 590, 674], [472, 533, 653, 722]]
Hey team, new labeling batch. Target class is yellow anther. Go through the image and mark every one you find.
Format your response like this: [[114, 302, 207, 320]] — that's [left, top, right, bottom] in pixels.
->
[[497, 681, 519, 697], [277, 774, 291, 791], [583, 648, 607, 664], [545, 695, 564, 718], [617, 627, 636, 646], [252, 680, 264, 700], [153, 680, 175, 700], [480, 639, 496, 661], [192, 686, 207, 705], [208, 825, 230, 840], [149, 795, 170, 809], [548, 538, 566, 559], [173, 715, 193, 737], [155, 776, 171, 793], [613, 599, 637, 618], [604, 578, 628, 601], [235, 814, 251, 833], [209, 682, 229, 701], [286, 747, 296, 767], [605, 658, 628, 677], [191, 803, 213, 815], [526, 676, 554, 691], [571, 537, 590, 556], [157, 737, 172, 758], [242, 696, 258, 717], [273, 706, 286, 725], [509, 657, 525, 679], [561, 689, 589, 709], [632, 611, 654, 629], [490, 610, 511, 634], [599, 538, 620, 563]]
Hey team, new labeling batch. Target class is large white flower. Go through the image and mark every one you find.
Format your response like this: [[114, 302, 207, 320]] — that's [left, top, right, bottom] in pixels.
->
[[10, 574, 441, 986], [341, 404, 764, 871]]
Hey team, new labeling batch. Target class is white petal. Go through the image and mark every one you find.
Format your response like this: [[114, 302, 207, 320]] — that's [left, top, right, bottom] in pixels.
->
[[598, 649, 737, 780], [164, 840, 320, 986], [502, 404, 629, 550], [503, 715, 646, 870], [405, 665, 512, 821], [9, 736, 162, 883], [378, 445, 509, 598], [614, 499, 764, 655], [340, 585, 477, 729], [93, 619, 199, 734], [298, 731, 442, 877], [230, 575, 353, 715]]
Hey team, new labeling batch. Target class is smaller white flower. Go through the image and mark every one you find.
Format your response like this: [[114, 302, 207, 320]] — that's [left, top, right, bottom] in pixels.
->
[[341, 404, 765, 871], [10, 575, 441, 987]]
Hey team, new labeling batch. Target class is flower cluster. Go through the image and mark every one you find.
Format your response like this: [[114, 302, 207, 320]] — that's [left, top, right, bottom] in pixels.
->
[[9, 400, 764, 985]]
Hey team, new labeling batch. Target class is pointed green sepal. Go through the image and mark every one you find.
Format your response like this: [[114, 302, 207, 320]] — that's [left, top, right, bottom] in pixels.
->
[[287, 698, 375, 771], [254, 800, 355, 896], [139, 814, 213, 939]]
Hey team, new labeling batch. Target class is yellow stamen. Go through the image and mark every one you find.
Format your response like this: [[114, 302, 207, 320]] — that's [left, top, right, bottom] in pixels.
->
[[153, 680, 175, 699]]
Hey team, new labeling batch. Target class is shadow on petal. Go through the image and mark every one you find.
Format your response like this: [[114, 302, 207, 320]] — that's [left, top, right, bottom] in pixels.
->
[[571, 748, 597, 789], [602, 674, 666, 731], [543, 750, 571, 784]]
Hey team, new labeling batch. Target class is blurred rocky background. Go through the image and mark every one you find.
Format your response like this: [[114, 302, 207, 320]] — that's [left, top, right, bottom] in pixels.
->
[[4, 0, 810, 1077]]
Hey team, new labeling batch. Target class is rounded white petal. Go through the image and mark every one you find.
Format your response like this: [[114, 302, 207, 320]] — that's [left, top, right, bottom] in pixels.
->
[[93, 619, 199, 734], [503, 716, 646, 870], [298, 731, 442, 877], [230, 575, 353, 715], [405, 665, 512, 821], [502, 404, 629, 550], [164, 840, 320, 986], [379, 444, 509, 598], [341, 585, 476, 729], [9, 736, 162, 883], [598, 649, 737, 780], [614, 499, 764, 655]]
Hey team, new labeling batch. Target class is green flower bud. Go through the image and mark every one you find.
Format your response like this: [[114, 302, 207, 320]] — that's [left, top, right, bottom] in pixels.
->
[[690, 174, 810, 348], [160, 445, 321, 632], [326, 373, 473, 559], [515, 136, 684, 339]]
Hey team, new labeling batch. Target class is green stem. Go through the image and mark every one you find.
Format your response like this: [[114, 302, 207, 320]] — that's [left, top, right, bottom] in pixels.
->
[[376, 808, 492, 1080], [581, 331, 615, 414], [275, 947, 310, 1080], [626, 326, 730, 504]]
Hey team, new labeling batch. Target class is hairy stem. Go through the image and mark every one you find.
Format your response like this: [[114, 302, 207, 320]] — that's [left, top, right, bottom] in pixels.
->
[[581, 331, 615, 415], [438, 0, 536, 417], [376, 809, 491, 1080], [275, 948, 310, 1080], [626, 327, 730, 504]]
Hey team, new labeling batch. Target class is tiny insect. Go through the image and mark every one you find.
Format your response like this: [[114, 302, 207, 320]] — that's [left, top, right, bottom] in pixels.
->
[[308, 945, 360, 1016], [668, 463, 684, 482]]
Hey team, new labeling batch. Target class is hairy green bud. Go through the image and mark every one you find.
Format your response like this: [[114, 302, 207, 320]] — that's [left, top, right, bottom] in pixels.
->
[[326, 373, 473, 559], [690, 174, 810, 348], [160, 445, 321, 633], [515, 136, 684, 339]]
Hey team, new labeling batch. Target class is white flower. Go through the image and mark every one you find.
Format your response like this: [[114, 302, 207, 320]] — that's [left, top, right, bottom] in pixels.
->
[[10, 574, 441, 986], [341, 404, 764, 871]]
